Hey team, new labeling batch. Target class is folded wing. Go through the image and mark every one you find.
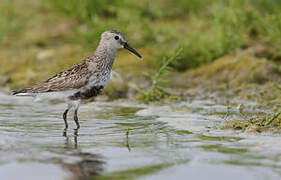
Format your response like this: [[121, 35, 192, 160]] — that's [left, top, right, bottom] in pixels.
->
[[13, 60, 92, 95]]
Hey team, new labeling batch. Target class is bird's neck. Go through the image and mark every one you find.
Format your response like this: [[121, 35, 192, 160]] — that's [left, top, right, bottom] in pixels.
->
[[93, 43, 117, 70]]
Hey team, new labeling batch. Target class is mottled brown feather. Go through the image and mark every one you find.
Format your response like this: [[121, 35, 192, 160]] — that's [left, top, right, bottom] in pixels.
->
[[13, 56, 97, 94]]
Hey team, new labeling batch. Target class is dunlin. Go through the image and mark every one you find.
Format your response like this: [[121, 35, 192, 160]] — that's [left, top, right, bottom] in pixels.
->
[[13, 30, 141, 130]]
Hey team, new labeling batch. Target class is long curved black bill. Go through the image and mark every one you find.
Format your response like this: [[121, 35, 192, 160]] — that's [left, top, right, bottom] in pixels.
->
[[123, 42, 142, 58]]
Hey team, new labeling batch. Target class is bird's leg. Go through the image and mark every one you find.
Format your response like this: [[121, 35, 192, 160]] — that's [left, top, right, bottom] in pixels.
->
[[74, 108, 80, 130], [74, 129, 78, 149], [62, 109, 69, 137], [63, 109, 69, 129], [71, 100, 81, 130], [63, 103, 73, 130]]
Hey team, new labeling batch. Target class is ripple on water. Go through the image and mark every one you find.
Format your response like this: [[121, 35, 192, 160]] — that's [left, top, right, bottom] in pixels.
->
[[0, 92, 281, 180]]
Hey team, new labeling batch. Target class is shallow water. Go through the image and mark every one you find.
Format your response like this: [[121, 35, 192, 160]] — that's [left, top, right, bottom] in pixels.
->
[[0, 92, 281, 180]]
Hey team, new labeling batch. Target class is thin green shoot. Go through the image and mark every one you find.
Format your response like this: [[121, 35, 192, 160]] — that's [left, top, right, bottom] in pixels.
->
[[138, 47, 183, 102], [264, 110, 281, 126]]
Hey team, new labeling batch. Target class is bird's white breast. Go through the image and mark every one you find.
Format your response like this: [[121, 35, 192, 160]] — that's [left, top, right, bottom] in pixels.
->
[[84, 71, 111, 90]]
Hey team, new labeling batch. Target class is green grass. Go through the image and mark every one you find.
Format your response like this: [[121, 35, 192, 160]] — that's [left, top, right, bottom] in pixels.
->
[[0, 0, 280, 89], [137, 47, 182, 102], [0, 0, 16, 42], [45, 0, 281, 69]]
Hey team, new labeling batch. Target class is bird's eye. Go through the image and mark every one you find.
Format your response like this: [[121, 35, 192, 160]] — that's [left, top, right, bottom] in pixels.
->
[[114, 36, 119, 40]]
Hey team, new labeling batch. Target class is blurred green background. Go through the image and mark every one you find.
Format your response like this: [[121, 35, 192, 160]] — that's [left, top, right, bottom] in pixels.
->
[[0, 0, 280, 100]]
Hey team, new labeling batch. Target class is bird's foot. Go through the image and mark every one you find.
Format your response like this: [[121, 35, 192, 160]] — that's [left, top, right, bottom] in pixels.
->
[[62, 128, 68, 137], [74, 129, 79, 136]]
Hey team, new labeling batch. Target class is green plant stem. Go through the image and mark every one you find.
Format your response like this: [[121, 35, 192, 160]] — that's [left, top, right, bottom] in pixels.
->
[[264, 110, 281, 126], [141, 47, 182, 102]]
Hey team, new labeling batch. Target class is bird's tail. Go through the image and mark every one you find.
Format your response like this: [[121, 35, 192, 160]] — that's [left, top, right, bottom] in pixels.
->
[[12, 88, 35, 96]]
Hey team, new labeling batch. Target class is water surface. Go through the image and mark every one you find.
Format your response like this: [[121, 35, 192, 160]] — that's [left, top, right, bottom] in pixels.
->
[[0, 92, 280, 180]]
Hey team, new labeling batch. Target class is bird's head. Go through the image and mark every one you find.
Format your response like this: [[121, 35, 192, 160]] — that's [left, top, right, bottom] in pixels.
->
[[101, 30, 142, 58]]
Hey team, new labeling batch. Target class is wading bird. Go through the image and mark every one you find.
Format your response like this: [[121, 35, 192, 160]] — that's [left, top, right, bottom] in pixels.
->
[[13, 30, 141, 130]]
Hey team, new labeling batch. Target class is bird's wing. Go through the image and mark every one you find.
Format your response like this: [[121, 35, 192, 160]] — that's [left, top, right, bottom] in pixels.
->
[[13, 59, 93, 95]]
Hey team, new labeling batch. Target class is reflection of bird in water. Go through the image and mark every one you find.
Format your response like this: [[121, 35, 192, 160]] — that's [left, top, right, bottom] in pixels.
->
[[63, 152, 104, 180], [64, 129, 79, 150], [12, 30, 141, 132], [62, 130, 104, 179]]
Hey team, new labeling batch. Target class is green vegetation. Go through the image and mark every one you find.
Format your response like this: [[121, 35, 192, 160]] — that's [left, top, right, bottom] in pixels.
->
[[265, 110, 281, 125], [137, 48, 182, 102], [0, 0, 280, 105], [221, 110, 281, 133]]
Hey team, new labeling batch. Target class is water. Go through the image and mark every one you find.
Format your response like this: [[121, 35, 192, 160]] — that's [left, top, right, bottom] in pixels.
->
[[0, 92, 281, 180]]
